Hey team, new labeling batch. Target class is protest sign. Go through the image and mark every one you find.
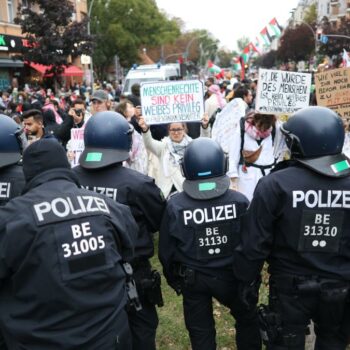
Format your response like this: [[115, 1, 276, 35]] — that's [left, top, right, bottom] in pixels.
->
[[141, 80, 204, 125], [256, 69, 311, 114], [315, 67, 350, 118], [67, 127, 85, 167]]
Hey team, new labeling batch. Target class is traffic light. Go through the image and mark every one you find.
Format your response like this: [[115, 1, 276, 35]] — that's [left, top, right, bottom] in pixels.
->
[[316, 30, 323, 41]]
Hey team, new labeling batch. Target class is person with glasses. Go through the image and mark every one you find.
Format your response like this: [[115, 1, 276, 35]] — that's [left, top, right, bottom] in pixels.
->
[[138, 115, 210, 199]]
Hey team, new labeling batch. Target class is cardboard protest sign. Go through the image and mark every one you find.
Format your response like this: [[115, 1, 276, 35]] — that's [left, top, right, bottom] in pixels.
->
[[256, 69, 311, 114], [141, 80, 204, 125], [315, 67, 350, 118], [67, 127, 85, 167]]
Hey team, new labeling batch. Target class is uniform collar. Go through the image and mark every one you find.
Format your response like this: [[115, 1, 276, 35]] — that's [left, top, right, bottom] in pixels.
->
[[22, 168, 80, 194]]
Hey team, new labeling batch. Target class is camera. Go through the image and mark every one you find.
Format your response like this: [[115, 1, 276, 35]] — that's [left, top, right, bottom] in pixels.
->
[[74, 109, 83, 117]]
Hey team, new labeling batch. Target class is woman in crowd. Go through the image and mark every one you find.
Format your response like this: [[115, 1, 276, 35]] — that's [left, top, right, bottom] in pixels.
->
[[116, 100, 148, 175], [138, 116, 210, 198]]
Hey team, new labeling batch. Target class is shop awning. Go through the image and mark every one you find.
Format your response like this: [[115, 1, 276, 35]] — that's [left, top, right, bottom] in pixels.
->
[[27, 62, 84, 77], [0, 58, 24, 68]]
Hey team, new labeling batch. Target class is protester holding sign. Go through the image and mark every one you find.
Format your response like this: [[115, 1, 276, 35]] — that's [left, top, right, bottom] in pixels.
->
[[138, 115, 210, 198]]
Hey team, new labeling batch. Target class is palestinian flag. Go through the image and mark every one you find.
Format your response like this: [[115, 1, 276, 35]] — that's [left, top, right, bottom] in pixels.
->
[[208, 60, 221, 74], [260, 27, 272, 46], [241, 46, 250, 64], [233, 57, 241, 71], [254, 37, 263, 55], [247, 42, 260, 55], [269, 18, 282, 38]]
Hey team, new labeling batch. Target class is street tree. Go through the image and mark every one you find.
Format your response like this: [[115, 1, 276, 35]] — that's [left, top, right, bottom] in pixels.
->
[[254, 50, 278, 69], [216, 50, 235, 68], [237, 37, 250, 51], [277, 24, 314, 63], [303, 3, 317, 25], [90, 0, 180, 80], [15, 0, 93, 79]]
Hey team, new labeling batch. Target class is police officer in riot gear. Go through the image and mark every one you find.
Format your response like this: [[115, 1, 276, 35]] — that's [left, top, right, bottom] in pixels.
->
[[73, 111, 165, 350], [0, 114, 25, 207], [0, 138, 138, 349], [233, 106, 350, 349], [159, 138, 261, 350], [0, 115, 26, 350]]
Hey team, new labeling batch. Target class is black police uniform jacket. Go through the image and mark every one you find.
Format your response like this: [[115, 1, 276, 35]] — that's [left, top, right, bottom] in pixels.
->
[[0, 169, 138, 349], [159, 189, 249, 286], [0, 164, 25, 206], [74, 164, 165, 260], [233, 162, 350, 282]]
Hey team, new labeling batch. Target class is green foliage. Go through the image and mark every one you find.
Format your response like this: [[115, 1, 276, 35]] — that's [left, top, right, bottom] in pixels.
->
[[15, 0, 94, 76], [217, 50, 234, 68], [303, 3, 317, 25], [254, 50, 278, 69], [237, 37, 250, 52], [89, 0, 180, 79]]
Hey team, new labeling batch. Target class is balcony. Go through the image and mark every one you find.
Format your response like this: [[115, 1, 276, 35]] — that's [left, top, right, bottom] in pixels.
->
[[331, 0, 340, 5]]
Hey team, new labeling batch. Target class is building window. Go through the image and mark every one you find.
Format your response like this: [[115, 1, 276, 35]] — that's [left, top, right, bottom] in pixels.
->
[[327, 3, 330, 14], [7, 0, 14, 23], [22, 0, 29, 8]]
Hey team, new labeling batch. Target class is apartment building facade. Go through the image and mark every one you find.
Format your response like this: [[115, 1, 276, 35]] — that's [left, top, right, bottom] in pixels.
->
[[0, 0, 88, 90]]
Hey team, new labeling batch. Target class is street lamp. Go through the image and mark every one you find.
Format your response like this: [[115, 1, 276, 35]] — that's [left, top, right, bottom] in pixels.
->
[[184, 34, 207, 62], [164, 52, 183, 63], [87, 0, 95, 91]]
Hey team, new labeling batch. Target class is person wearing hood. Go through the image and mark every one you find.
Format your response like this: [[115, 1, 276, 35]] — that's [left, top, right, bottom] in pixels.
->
[[0, 114, 26, 350], [233, 107, 350, 349], [205, 84, 226, 120], [159, 138, 261, 350], [0, 138, 138, 349]]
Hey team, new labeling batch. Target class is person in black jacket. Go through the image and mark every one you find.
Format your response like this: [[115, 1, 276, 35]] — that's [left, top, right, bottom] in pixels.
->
[[159, 138, 261, 350], [233, 106, 350, 350], [73, 111, 166, 350], [0, 114, 26, 350], [0, 138, 138, 349]]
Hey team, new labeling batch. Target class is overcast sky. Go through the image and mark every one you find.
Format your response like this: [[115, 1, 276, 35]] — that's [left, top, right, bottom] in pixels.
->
[[155, 0, 300, 51]]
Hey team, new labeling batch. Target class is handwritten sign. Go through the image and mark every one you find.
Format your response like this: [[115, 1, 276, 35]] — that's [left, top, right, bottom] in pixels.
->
[[67, 127, 85, 167], [256, 69, 311, 114], [315, 67, 350, 118], [141, 80, 204, 125]]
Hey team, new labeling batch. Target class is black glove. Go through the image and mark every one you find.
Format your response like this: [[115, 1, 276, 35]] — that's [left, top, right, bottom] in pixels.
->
[[238, 277, 261, 309]]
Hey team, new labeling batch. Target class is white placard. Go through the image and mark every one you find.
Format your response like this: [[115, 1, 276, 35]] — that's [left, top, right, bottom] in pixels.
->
[[67, 127, 85, 167], [81, 54, 91, 65], [256, 69, 311, 114], [141, 80, 204, 125]]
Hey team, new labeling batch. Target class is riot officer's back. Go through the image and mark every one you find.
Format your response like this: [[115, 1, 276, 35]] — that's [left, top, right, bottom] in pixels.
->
[[73, 111, 165, 350], [233, 106, 350, 349]]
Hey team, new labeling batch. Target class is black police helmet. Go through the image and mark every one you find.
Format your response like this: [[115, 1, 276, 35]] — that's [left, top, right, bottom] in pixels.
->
[[281, 106, 350, 177], [181, 138, 230, 200], [0, 114, 22, 168], [80, 111, 133, 169]]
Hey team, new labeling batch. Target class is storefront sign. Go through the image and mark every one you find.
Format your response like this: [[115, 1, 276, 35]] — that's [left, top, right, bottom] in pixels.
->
[[0, 34, 24, 53]]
